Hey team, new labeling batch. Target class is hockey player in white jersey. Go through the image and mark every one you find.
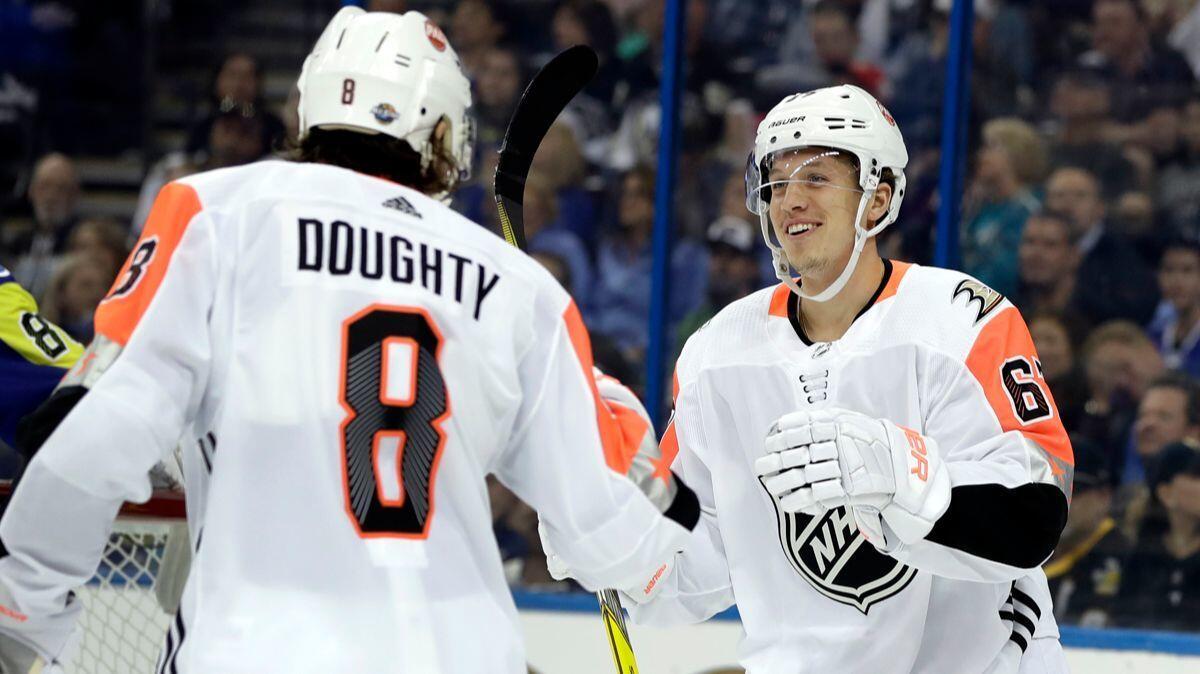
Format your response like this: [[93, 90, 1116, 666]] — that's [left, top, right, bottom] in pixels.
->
[[0, 8, 699, 674], [544, 85, 1074, 673]]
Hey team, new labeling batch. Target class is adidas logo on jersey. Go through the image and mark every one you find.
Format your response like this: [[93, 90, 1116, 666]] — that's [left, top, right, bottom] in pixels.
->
[[382, 195, 422, 218]]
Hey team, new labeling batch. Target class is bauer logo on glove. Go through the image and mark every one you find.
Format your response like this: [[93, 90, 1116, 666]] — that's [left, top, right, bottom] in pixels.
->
[[755, 408, 951, 552]]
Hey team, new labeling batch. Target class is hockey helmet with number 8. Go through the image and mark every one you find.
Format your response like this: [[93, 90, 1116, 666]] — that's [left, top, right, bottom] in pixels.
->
[[745, 84, 908, 302], [297, 7, 474, 192]]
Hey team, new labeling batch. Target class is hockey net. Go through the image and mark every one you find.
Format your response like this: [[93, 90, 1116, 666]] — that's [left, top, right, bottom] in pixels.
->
[[0, 484, 186, 674]]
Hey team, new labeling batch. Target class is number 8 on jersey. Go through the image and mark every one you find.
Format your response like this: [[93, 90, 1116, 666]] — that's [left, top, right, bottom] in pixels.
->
[[338, 305, 450, 539]]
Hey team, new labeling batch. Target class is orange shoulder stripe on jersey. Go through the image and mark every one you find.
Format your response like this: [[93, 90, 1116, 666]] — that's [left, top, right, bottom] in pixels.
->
[[656, 366, 683, 477], [965, 306, 1073, 467], [95, 182, 202, 346], [875, 260, 912, 304], [659, 420, 680, 474], [768, 284, 790, 317], [562, 300, 646, 474]]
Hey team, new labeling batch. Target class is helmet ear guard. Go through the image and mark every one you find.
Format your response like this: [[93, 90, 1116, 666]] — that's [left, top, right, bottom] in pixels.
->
[[747, 85, 909, 303]]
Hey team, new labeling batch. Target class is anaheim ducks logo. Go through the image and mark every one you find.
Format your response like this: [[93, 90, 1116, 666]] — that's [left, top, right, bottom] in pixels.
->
[[952, 279, 1004, 324], [765, 496, 917, 613]]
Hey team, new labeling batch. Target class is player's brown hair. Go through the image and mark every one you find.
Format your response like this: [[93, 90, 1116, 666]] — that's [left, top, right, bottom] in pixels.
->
[[288, 128, 459, 195]]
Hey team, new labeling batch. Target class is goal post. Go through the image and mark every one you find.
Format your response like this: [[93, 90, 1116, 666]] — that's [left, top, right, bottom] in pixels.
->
[[0, 483, 187, 674]]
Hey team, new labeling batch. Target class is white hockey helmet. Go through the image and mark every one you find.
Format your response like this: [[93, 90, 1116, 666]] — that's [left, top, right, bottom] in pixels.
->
[[745, 84, 908, 302], [297, 7, 474, 194]]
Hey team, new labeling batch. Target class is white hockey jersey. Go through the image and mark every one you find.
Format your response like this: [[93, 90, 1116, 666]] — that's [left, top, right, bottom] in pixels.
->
[[630, 261, 1073, 674], [0, 160, 697, 673]]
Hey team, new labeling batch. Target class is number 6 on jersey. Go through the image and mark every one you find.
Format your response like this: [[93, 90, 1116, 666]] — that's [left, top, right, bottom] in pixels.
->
[[338, 305, 450, 539]]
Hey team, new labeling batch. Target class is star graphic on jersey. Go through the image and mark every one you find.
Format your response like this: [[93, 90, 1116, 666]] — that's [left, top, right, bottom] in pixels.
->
[[651, 452, 672, 484]]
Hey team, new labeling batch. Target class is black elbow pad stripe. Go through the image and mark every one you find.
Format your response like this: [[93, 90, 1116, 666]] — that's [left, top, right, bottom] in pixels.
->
[[663, 471, 701, 531], [925, 482, 1068, 568], [15, 384, 88, 460]]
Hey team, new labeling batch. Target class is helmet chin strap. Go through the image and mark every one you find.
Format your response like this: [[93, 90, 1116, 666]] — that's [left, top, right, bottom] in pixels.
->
[[770, 188, 879, 303]]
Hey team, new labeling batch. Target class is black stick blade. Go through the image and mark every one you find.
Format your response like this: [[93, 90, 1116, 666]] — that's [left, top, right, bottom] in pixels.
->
[[494, 45, 599, 249]]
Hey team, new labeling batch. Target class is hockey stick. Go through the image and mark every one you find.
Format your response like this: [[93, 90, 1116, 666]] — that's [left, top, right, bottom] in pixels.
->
[[494, 45, 596, 250], [492, 46, 640, 674]]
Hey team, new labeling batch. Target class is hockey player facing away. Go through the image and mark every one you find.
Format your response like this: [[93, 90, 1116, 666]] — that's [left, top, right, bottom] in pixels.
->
[[0, 8, 698, 673], [546, 85, 1074, 673]]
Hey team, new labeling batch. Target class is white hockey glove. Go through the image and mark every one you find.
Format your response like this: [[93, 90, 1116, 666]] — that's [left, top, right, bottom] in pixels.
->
[[0, 581, 79, 674], [755, 408, 951, 551]]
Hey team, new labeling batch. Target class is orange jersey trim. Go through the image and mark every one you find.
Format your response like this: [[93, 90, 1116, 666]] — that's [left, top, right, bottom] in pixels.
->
[[96, 182, 202, 346], [875, 260, 911, 304], [562, 300, 646, 475], [965, 306, 1073, 467], [766, 260, 912, 320], [768, 284, 790, 318]]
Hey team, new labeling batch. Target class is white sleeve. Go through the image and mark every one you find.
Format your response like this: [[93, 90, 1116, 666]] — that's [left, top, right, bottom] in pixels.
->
[[889, 307, 1072, 582], [0, 181, 216, 624], [626, 379, 735, 626], [495, 292, 698, 592]]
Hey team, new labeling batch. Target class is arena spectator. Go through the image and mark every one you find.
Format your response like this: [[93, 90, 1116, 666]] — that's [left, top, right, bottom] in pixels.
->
[[1149, 238, 1200, 377], [1029, 310, 1089, 432], [1116, 442, 1200, 631], [1044, 165, 1159, 325], [1157, 93, 1200, 236], [675, 214, 762, 356], [135, 107, 272, 234], [764, 0, 907, 97], [961, 117, 1045, 297], [4, 153, 80, 300], [1079, 0, 1193, 123], [522, 172, 593, 309], [590, 165, 706, 364], [1045, 436, 1128, 627], [756, 0, 886, 101], [550, 1, 622, 108], [449, 0, 508, 78], [530, 247, 637, 393], [1043, 70, 1137, 195], [1077, 321, 1164, 475], [472, 44, 525, 150], [951, 0, 1030, 119], [1111, 190, 1161, 263], [65, 217, 128, 276], [1129, 372, 1200, 485], [37, 252, 115, 343], [1014, 211, 1081, 318], [1165, 0, 1200, 78], [1141, 103, 1184, 168], [529, 123, 599, 246], [185, 52, 285, 158], [1118, 372, 1200, 539]]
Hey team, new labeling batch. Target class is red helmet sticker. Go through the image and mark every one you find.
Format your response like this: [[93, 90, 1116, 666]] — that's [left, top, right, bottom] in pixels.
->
[[425, 20, 447, 52], [877, 100, 896, 126]]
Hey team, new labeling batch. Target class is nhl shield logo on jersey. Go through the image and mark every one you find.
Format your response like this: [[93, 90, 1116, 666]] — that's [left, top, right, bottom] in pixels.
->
[[771, 503, 917, 613]]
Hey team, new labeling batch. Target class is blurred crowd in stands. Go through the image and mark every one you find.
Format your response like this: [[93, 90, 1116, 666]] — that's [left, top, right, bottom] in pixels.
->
[[3, 0, 1200, 634]]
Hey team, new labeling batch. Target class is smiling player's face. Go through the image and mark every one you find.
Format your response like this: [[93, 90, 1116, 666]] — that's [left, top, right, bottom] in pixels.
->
[[765, 148, 864, 280]]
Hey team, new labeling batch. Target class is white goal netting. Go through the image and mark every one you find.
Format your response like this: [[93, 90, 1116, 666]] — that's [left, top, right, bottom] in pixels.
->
[[57, 495, 187, 674]]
